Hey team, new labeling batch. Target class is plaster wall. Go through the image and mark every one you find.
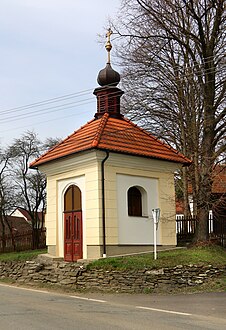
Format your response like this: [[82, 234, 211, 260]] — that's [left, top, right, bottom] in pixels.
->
[[103, 152, 179, 247], [40, 151, 102, 259], [41, 150, 179, 260], [116, 174, 158, 244]]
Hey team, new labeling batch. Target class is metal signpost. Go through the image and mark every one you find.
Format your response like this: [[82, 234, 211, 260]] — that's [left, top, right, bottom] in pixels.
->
[[152, 208, 160, 260]]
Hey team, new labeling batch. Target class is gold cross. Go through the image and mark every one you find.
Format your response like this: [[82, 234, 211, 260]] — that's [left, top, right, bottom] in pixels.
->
[[106, 28, 113, 42], [105, 28, 113, 63]]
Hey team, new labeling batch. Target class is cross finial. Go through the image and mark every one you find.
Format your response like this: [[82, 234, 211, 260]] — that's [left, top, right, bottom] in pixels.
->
[[106, 28, 113, 42], [105, 28, 113, 64]]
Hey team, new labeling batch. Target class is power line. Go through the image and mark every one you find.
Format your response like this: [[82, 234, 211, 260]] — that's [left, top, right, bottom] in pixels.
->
[[0, 68, 224, 129], [0, 97, 94, 123], [0, 55, 224, 118], [0, 80, 124, 116], [0, 89, 125, 124], [0, 88, 93, 115], [0, 65, 224, 135], [0, 66, 224, 125], [0, 109, 93, 134], [1, 91, 224, 138]]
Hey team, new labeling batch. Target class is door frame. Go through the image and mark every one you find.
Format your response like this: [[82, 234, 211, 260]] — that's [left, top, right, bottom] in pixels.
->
[[58, 177, 86, 259]]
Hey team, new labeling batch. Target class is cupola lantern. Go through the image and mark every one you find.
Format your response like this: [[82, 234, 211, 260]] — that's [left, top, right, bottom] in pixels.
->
[[94, 29, 124, 119]]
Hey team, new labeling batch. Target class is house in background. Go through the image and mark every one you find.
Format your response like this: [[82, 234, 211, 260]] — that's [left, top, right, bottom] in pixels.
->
[[11, 207, 33, 224], [0, 212, 46, 253], [176, 200, 185, 217], [0, 213, 32, 252], [30, 31, 191, 261], [0, 215, 31, 236], [176, 165, 226, 244], [10, 207, 45, 228], [211, 165, 226, 241], [176, 165, 226, 217]]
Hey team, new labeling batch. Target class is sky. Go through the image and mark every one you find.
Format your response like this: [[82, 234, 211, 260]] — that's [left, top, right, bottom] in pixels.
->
[[0, 0, 121, 146]]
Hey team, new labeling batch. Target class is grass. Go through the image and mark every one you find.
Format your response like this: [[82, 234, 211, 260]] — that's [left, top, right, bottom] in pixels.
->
[[0, 249, 47, 262], [0, 246, 225, 270], [87, 246, 226, 270], [0, 246, 225, 295]]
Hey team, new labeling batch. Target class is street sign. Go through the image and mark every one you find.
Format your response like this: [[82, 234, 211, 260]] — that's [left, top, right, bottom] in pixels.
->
[[152, 208, 160, 260]]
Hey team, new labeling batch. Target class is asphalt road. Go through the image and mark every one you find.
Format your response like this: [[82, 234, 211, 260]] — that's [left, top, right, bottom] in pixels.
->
[[0, 283, 225, 330]]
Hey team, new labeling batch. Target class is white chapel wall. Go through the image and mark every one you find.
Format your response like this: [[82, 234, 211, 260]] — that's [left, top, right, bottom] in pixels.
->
[[104, 152, 179, 247], [116, 174, 159, 244]]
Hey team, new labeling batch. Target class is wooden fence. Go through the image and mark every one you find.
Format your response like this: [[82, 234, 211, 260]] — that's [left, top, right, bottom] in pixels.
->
[[176, 214, 225, 246], [0, 229, 46, 253]]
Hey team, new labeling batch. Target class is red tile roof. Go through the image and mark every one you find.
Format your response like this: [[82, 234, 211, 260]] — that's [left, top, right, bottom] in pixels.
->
[[187, 165, 226, 195], [0, 216, 31, 236], [212, 165, 226, 194], [30, 113, 191, 168], [176, 200, 185, 214], [11, 207, 43, 223]]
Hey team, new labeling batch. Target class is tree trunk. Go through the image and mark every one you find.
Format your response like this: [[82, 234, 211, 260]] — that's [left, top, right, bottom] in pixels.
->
[[0, 215, 6, 253], [182, 167, 190, 217], [196, 207, 209, 241]]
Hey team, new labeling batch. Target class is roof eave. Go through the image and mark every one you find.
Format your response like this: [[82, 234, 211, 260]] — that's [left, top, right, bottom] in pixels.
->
[[30, 145, 192, 169]]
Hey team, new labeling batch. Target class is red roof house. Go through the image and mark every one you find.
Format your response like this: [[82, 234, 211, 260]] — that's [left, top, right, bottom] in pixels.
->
[[0, 216, 31, 236], [10, 207, 45, 227], [176, 165, 226, 215]]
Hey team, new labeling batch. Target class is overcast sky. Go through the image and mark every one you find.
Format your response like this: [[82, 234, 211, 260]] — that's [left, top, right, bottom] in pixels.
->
[[0, 0, 121, 146]]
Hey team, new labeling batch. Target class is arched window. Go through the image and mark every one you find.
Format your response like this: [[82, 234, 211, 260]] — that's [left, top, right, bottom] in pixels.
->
[[64, 185, 81, 212], [128, 186, 142, 216]]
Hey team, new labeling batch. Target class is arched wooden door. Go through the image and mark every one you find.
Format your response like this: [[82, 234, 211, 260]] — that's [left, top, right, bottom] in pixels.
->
[[64, 185, 82, 261]]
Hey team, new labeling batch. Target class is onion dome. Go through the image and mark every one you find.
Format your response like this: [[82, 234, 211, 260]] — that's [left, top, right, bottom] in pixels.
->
[[97, 28, 120, 87], [97, 63, 120, 86]]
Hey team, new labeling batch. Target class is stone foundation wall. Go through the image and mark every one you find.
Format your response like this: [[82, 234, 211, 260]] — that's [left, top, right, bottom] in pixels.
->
[[0, 258, 225, 293]]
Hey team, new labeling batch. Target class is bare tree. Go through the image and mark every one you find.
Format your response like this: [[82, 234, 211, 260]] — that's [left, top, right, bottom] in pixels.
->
[[43, 137, 62, 151], [0, 148, 16, 251], [8, 131, 44, 248], [0, 131, 61, 250], [111, 0, 226, 241]]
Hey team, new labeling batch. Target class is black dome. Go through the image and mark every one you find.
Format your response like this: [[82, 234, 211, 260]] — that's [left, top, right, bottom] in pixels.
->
[[97, 63, 120, 87]]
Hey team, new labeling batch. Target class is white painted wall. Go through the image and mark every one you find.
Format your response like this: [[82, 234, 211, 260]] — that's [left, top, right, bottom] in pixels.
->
[[116, 174, 159, 244]]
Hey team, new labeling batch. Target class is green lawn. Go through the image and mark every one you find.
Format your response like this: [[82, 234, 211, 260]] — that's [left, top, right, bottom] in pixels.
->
[[0, 246, 225, 271], [87, 246, 226, 270], [0, 249, 47, 262]]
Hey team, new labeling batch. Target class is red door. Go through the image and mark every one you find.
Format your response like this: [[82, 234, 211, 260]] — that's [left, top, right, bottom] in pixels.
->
[[64, 211, 82, 262]]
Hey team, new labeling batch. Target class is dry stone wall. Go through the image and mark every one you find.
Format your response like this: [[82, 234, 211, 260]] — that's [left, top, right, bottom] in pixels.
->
[[0, 258, 225, 293]]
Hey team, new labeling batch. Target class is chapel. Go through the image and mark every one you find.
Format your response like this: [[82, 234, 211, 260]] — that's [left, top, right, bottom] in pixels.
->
[[31, 30, 191, 261]]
